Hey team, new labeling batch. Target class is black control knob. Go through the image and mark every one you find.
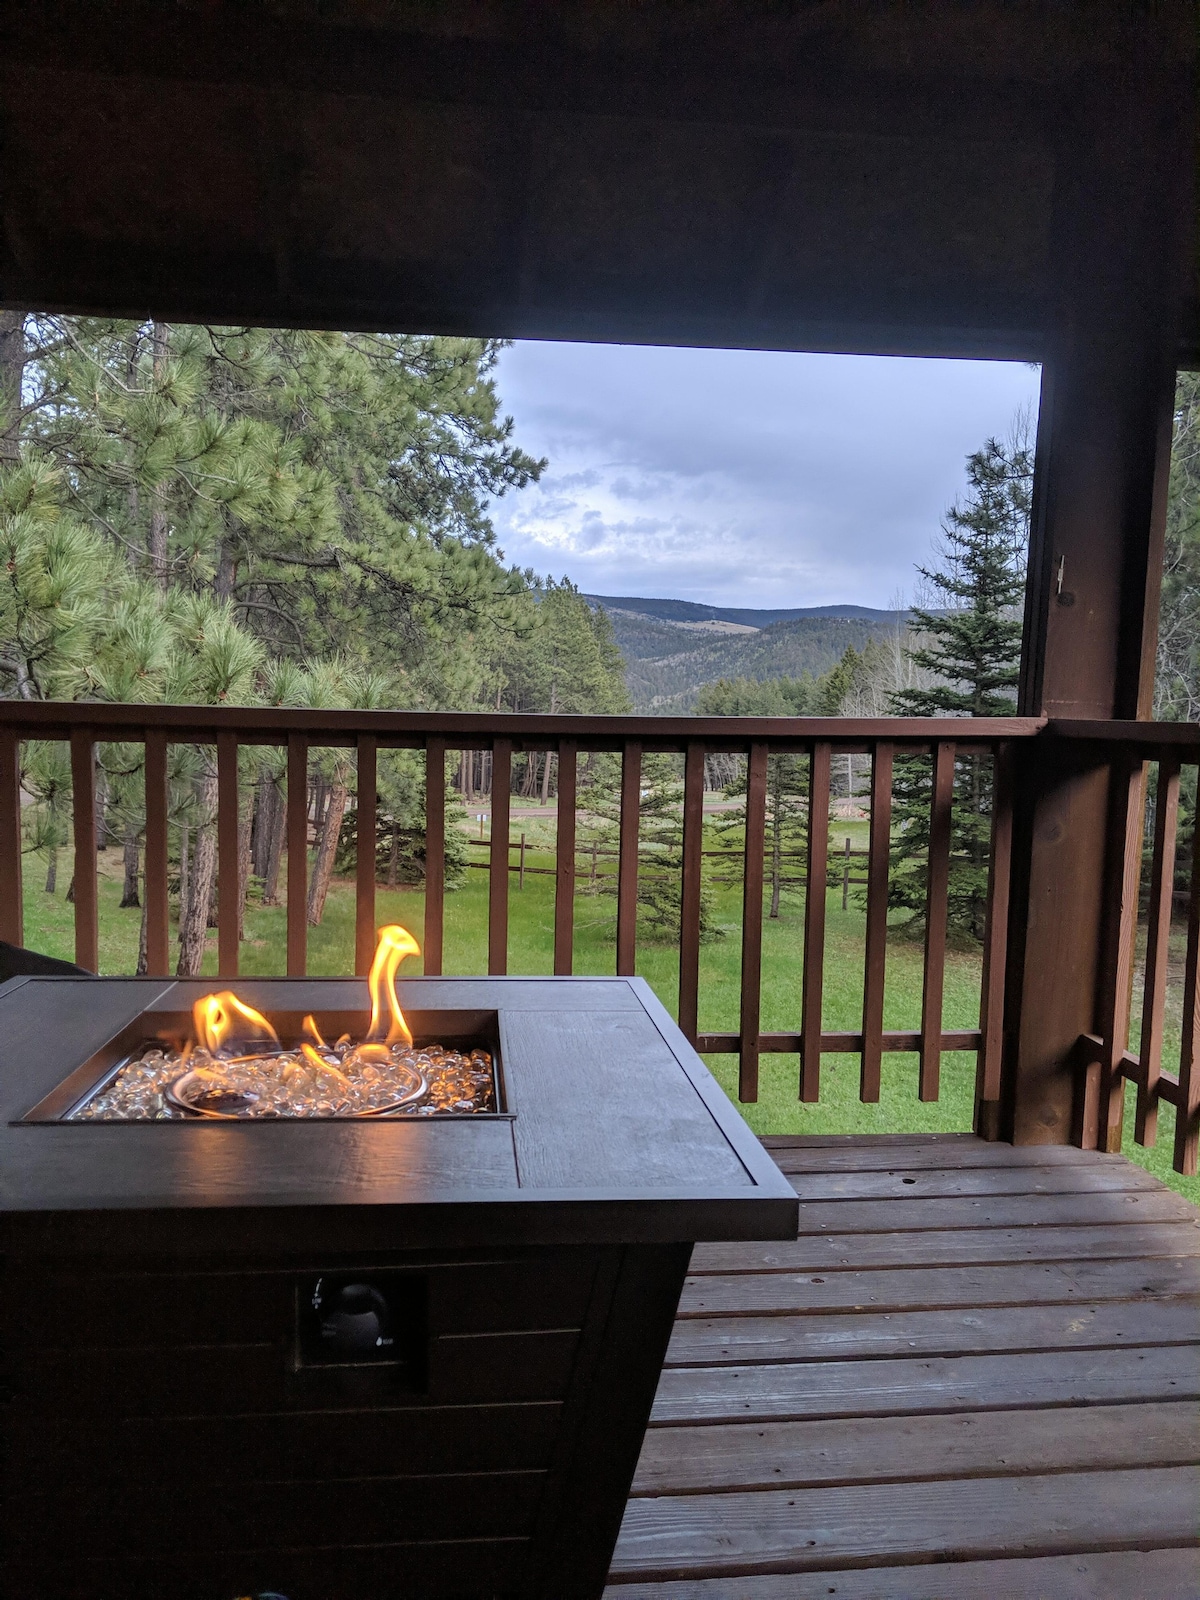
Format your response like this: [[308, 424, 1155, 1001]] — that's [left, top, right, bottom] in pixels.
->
[[319, 1283, 393, 1358]]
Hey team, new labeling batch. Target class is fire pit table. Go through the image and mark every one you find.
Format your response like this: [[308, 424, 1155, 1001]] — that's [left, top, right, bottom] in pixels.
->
[[0, 971, 796, 1600]]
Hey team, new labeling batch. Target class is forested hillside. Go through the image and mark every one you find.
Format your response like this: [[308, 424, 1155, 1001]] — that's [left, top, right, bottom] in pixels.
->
[[598, 604, 899, 710]]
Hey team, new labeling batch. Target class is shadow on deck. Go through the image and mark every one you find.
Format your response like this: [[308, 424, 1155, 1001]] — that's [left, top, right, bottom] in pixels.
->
[[605, 1133, 1200, 1599]]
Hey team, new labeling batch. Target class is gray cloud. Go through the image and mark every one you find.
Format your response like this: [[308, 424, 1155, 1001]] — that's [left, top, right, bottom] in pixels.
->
[[488, 342, 1041, 607]]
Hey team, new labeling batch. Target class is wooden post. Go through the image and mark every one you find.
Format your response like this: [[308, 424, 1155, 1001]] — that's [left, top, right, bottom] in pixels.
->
[[519, 831, 526, 890], [1001, 49, 1192, 1146]]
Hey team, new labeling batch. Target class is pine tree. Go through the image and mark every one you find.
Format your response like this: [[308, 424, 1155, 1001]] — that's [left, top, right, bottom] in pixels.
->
[[888, 430, 1031, 939]]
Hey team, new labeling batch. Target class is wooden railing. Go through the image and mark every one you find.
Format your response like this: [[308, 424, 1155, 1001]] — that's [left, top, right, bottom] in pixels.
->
[[0, 703, 1042, 1131], [1055, 721, 1200, 1176]]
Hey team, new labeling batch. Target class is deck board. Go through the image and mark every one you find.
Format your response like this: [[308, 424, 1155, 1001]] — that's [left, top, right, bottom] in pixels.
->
[[606, 1134, 1200, 1598]]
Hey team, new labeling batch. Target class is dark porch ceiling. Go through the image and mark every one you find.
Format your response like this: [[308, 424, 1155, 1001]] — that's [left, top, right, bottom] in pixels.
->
[[0, 1, 1194, 362]]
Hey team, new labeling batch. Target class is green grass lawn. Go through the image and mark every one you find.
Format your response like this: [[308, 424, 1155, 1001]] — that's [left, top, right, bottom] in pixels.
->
[[18, 825, 1198, 1203]]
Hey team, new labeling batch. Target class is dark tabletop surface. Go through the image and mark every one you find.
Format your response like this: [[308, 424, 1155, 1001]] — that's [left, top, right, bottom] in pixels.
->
[[0, 975, 798, 1251]]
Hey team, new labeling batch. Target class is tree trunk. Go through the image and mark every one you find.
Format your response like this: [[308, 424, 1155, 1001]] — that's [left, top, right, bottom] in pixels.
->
[[176, 773, 217, 976], [769, 763, 782, 919], [95, 769, 108, 851], [261, 783, 285, 905], [214, 539, 237, 602], [306, 782, 348, 926], [65, 874, 75, 904], [0, 311, 26, 466], [251, 779, 272, 878], [120, 824, 140, 908], [541, 749, 553, 804], [148, 322, 171, 590], [237, 791, 253, 940], [44, 844, 57, 895], [178, 823, 190, 934], [136, 901, 149, 976]]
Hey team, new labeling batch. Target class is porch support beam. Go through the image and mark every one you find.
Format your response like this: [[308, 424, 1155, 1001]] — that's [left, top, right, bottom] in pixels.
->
[[1000, 41, 1193, 1147]]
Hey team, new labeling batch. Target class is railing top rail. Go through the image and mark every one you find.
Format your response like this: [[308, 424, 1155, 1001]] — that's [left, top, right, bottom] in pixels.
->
[[0, 702, 1048, 749], [1048, 717, 1200, 750]]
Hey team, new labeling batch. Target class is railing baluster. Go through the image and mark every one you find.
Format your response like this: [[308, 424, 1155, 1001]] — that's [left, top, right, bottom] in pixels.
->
[[488, 739, 512, 975], [70, 729, 98, 972], [553, 740, 577, 976], [678, 741, 705, 1045], [920, 740, 955, 1102], [1135, 751, 1181, 1146], [1094, 754, 1146, 1152], [216, 731, 240, 978], [1174, 783, 1200, 1177], [0, 728, 23, 947], [860, 741, 892, 1103], [616, 740, 641, 977], [143, 729, 170, 977], [422, 736, 444, 976], [800, 741, 831, 1102], [976, 741, 1013, 1136], [286, 733, 308, 976], [355, 734, 378, 975], [739, 742, 768, 1101]]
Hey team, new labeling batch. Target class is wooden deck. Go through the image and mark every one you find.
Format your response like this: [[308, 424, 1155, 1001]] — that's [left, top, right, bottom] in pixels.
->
[[605, 1133, 1200, 1599]]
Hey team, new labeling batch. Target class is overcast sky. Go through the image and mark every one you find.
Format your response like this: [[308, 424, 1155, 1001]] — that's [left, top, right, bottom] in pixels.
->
[[486, 341, 1041, 610]]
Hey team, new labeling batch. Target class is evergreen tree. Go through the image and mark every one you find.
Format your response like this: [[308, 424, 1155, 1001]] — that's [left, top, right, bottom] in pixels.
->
[[888, 430, 1031, 939]]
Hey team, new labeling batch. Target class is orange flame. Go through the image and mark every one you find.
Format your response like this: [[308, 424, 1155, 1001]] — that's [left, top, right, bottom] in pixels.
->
[[302, 1014, 326, 1048], [366, 923, 420, 1047], [193, 991, 280, 1055], [300, 1041, 352, 1087]]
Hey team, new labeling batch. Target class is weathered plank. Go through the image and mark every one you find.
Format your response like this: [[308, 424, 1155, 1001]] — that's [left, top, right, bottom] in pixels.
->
[[791, 1187, 1195, 1232], [608, 1466, 1200, 1580], [605, 1547, 1200, 1599], [766, 1142, 1129, 1173], [690, 1220, 1200, 1275], [650, 1345, 1200, 1424], [762, 1133, 984, 1149], [631, 1401, 1200, 1494], [679, 1255, 1200, 1317], [786, 1163, 1162, 1200], [665, 1297, 1200, 1366]]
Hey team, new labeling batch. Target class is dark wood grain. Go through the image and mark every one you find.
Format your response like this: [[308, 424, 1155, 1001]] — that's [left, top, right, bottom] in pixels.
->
[[739, 743, 767, 1100], [421, 734, 443, 975], [216, 729, 240, 977], [800, 742, 830, 1103], [605, 1548, 1200, 1599], [143, 727, 169, 976], [69, 728, 98, 971], [1137, 750, 1181, 1145], [919, 739, 955, 1101], [286, 731, 307, 975], [1094, 754, 1146, 1152], [554, 738, 577, 975], [0, 701, 1045, 748], [617, 740, 642, 977], [1177, 803, 1200, 1176], [355, 733, 377, 975], [976, 740, 1012, 1125], [860, 740, 892, 1102], [631, 1401, 1200, 1494], [0, 726, 22, 947], [677, 741, 705, 1043], [489, 738, 512, 975]]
